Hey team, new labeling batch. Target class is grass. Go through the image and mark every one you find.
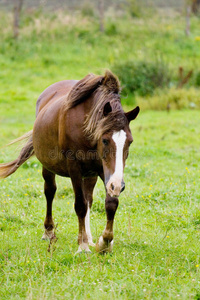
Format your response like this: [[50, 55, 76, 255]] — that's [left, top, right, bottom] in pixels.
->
[[0, 8, 200, 300], [1, 110, 200, 299]]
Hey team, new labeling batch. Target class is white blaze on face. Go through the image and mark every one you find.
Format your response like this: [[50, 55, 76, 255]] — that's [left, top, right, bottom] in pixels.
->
[[106, 130, 126, 197], [112, 130, 126, 179]]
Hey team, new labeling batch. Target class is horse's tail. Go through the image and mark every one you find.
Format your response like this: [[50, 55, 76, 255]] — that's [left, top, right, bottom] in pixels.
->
[[0, 130, 34, 178]]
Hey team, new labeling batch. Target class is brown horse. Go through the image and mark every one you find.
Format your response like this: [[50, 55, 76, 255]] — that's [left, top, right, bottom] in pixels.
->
[[0, 71, 139, 253]]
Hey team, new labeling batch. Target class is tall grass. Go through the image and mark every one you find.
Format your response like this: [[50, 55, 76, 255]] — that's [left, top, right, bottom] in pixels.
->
[[1, 9, 200, 110]]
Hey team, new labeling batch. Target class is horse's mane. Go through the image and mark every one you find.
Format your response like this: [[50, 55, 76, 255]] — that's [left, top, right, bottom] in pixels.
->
[[65, 70, 127, 142]]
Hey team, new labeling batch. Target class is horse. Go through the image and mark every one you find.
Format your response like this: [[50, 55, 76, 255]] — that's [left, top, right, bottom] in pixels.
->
[[0, 70, 140, 253]]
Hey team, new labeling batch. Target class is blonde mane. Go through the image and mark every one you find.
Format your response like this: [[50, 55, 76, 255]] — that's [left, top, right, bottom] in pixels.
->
[[65, 70, 127, 142]]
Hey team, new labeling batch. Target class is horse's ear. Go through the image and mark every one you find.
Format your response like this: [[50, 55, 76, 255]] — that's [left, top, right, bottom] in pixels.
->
[[103, 102, 112, 116], [125, 106, 140, 123], [102, 70, 120, 93]]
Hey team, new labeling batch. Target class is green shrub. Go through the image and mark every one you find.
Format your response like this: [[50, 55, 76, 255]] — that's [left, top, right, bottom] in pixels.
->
[[113, 60, 170, 96], [126, 0, 141, 18], [137, 87, 200, 110], [195, 71, 200, 87], [80, 1, 95, 18], [105, 22, 118, 36]]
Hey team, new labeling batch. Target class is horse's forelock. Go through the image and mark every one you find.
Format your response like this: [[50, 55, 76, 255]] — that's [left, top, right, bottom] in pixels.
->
[[84, 74, 125, 142], [93, 111, 127, 141], [64, 70, 124, 142]]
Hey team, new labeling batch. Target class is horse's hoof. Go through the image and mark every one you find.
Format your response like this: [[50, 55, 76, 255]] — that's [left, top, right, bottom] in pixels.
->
[[75, 249, 92, 255], [75, 243, 91, 254], [42, 230, 55, 240], [96, 236, 113, 254], [88, 240, 95, 247]]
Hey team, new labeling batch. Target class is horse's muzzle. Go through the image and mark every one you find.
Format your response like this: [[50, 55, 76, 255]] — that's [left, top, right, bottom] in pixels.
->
[[106, 178, 125, 198]]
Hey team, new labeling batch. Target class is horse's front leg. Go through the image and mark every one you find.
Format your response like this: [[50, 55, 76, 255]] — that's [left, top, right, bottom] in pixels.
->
[[83, 177, 97, 247], [96, 194, 119, 254], [70, 176, 91, 253]]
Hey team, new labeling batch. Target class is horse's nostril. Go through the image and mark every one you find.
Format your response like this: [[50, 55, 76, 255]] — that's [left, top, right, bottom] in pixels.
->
[[121, 186, 125, 193], [111, 183, 115, 191], [121, 183, 125, 193]]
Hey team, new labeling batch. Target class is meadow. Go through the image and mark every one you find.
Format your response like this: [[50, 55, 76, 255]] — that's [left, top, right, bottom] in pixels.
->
[[0, 8, 200, 299]]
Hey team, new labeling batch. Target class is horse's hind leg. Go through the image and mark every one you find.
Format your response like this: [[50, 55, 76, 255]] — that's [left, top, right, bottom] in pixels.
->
[[83, 177, 97, 247], [42, 167, 57, 240]]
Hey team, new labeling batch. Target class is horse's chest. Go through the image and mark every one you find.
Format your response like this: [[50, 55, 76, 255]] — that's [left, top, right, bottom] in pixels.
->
[[79, 159, 102, 178]]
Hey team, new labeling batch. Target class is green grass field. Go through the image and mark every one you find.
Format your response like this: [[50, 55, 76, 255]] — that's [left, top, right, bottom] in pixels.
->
[[0, 8, 200, 300], [1, 110, 200, 299]]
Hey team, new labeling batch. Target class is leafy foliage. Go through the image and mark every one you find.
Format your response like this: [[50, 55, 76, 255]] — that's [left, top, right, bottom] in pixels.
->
[[126, 0, 142, 17], [80, 1, 95, 17], [113, 60, 170, 96], [195, 70, 200, 87], [137, 87, 200, 110]]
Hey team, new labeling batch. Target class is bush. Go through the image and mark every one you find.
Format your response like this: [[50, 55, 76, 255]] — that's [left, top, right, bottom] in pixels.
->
[[136, 87, 200, 110], [105, 22, 118, 36], [195, 71, 200, 87], [126, 0, 141, 18], [112, 60, 170, 96], [80, 1, 95, 18]]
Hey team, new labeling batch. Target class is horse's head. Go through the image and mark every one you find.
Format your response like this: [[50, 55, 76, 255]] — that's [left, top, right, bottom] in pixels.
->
[[97, 103, 140, 198]]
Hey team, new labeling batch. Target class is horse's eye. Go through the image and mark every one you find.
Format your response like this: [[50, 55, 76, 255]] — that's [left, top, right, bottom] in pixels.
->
[[128, 140, 133, 146], [102, 139, 109, 146], [124, 149, 129, 159]]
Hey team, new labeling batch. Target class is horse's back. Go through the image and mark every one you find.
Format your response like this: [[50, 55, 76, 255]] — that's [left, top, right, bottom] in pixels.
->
[[36, 80, 78, 116]]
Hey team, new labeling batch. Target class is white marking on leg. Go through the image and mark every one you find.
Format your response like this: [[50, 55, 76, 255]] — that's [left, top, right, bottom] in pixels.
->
[[98, 236, 104, 248], [85, 203, 95, 246], [76, 243, 91, 254]]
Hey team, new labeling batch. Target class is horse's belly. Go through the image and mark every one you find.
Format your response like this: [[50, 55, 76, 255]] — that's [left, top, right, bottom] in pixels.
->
[[34, 144, 70, 177], [33, 115, 70, 176], [42, 162, 70, 177]]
